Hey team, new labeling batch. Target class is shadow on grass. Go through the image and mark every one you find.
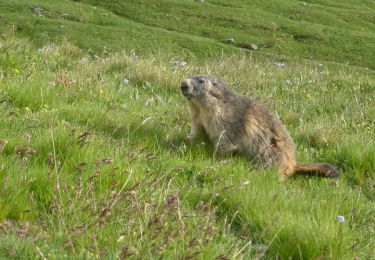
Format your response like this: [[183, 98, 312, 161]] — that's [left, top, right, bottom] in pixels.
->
[[85, 116, 217, 158]]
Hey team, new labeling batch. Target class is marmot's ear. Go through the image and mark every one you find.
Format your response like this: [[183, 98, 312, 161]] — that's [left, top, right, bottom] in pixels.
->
[[211, 78, 218, 86]]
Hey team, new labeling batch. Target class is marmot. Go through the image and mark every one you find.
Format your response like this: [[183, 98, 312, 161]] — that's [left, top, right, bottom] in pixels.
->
[[180, 75, 340, 180]]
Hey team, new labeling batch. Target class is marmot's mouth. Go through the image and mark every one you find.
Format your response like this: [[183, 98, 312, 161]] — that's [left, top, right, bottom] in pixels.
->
[[182, 92, 193, 100], [181, 83, 194, 99]]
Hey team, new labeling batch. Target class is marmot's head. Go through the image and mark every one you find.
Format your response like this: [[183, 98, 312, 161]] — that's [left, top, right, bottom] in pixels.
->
[[181, 76, 227, 107]]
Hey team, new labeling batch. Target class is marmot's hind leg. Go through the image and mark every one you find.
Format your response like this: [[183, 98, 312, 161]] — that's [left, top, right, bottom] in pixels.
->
[[278, 154, 297, 180], [215, 142, 239, 156]]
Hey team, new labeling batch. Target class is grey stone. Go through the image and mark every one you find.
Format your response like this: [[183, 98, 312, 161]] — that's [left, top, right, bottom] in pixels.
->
[[239, 43, 258, 50], [31, 6, 44, 16], [225, 38, 236, 44], [249, 43, 258, 50]]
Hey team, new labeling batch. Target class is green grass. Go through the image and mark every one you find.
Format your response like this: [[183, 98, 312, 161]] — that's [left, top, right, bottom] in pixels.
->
[[1, 0, 375, 69], [0, 33, 374, 258], [1, 0, 374, 258]]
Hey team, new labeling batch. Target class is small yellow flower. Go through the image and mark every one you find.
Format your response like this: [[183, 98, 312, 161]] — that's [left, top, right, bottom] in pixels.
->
[[14, 68, 20, 74], [99, 89, 104, 95]]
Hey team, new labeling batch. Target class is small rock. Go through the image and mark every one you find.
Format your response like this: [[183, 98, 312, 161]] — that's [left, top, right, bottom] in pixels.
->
[[31, 6, 44, 16], [197, 0, 204, 3], [238, 43, 258, 50], [248, 44, 258, 50], [301, 1, 308, 6], [275, 62, 286, 69], [224, 38, 236, 44]]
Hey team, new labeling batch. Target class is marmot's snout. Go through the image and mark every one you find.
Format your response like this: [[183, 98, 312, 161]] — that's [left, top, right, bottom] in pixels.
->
[[181, 80, 193, 98], [181, 81, 189, 92]]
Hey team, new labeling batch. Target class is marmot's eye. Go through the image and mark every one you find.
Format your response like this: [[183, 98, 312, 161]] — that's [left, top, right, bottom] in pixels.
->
[[198, 79, 205, 84]]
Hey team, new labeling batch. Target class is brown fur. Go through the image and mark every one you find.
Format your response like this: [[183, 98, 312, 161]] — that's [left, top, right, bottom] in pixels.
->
[[180, 75, 340, 180]]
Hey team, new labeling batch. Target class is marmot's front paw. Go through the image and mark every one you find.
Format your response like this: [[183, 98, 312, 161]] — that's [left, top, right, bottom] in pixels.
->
[[186, 133, 195, 140]]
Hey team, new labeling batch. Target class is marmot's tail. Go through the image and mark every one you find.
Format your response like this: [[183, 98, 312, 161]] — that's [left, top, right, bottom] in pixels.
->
[[294, 163, 340, 178]]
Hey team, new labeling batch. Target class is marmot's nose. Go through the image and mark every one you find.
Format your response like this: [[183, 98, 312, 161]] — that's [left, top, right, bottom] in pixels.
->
[[181, 82, 189, 92]]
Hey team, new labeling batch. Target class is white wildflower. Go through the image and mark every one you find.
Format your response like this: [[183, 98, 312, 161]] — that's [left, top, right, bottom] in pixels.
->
[[337, 215, 345, 222], [122, 78, 130, 85], [117, 235, 125, 242], [129, 52, 138, 60]]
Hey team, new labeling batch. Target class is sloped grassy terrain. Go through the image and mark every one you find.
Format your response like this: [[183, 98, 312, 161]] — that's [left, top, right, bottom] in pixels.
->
[[0, 0, 238, 60], [1, 0, 375, 68], [0, 35, 374, 258]]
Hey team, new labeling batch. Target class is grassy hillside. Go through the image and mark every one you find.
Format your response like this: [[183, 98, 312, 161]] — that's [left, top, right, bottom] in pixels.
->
[[1, 0, 375, 259], [0, 34, 374, 258], [1, 0, 375, 68]]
